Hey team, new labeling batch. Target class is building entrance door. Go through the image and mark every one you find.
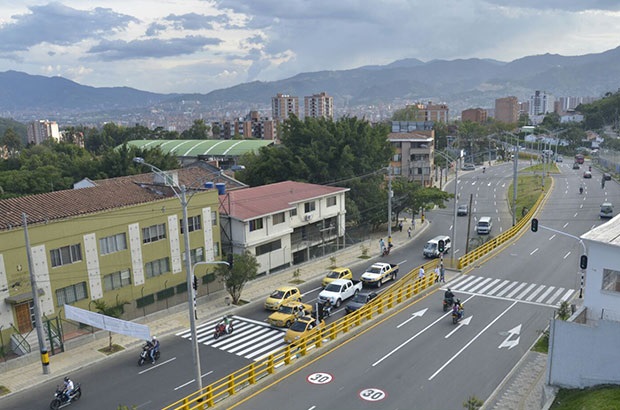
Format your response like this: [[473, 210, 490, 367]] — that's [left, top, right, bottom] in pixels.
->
[[15, 301, 34, 333]]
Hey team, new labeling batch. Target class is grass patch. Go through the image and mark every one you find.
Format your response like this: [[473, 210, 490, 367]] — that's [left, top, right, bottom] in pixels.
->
[[508, 174, 548, 223], [551, 385, 620, 409], [289, 279, 305, 284], [0, 385, 10, 396], [358, 255, 371, 259], [98, 344, 124, 355], [234, 299, 250, 306], [531, 329, 549, 353]]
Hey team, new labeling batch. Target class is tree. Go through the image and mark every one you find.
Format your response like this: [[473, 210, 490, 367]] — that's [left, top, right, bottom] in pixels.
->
[[214, 251, 259, 304], [93, 299, 129, 351], [181, 119, 210, 139], [463, 395, 483, 410], [2, 128, 22, 157], [391, 105, 420, 121], [391, 178, 453, 222]]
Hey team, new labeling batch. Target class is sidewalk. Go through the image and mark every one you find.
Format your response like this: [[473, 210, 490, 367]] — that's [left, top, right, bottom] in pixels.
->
[[0, 217, 428, 399]]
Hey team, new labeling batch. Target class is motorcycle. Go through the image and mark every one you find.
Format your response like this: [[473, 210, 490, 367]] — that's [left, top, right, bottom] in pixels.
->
[[138, 342, 160, 366], [50, 383, 82, 410], [442, 297, 454, 312], [579, 187, 584, 195], [213, 321, 234, 340], [452, 307, 465, 324]]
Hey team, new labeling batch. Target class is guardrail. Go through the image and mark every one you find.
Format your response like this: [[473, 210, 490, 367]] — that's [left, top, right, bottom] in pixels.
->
[[163, 261, 441, 410], [165, 190, 547, 409], [457, 192, 544, 270]]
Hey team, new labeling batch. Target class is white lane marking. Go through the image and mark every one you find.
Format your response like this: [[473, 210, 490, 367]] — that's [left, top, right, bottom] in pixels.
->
[[373, 296, 476, 367], [563, 222, 569, 228], [563, 252, 571, 259], [428, 301, 518, 380], [174, 370, 214, 390], [574, 212, 578, 218], [530, 248, 538, 256], [549, 234, 556, 240], [445, 316, 472, 339], [397, 308, 428, 328], [139, 357, 176, 374]]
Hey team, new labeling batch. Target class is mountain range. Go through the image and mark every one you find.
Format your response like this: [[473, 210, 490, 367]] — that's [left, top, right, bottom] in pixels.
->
[[2, 45, 620, 122]]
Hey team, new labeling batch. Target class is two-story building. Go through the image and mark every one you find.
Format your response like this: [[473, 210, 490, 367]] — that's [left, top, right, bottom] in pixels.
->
[[219, 181, 349, 275], [0, 165, 244, 353]]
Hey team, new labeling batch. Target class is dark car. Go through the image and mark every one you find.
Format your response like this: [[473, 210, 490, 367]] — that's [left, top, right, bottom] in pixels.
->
[[583, 171, 592, 179], [604, 173, 612, 181], [572, 163, 580, 170], [345, 291, 378, 314], [457, 204, 468, 216]]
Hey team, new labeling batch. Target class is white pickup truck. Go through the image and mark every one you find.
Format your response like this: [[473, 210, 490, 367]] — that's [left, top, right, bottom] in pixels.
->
[[360, 262, 399, 288], [318, 279, 363, 307]]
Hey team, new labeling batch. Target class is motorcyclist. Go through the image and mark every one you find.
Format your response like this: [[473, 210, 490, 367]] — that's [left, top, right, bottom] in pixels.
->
[[579, 186, 584, 194], [444, 288, 455, 306], [62, 376, 74, 402], [483, 167, 486, 173], [322, 299, 332, 318], [149, 336, 160, 364], [452, 299, 463, 319]]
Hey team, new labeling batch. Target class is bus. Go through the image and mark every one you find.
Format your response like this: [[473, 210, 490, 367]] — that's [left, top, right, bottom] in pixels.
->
[[575, 154, 585, 164]]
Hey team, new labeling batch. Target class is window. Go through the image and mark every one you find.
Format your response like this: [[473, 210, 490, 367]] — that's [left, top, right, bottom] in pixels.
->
[[99, 233, 127, 255], [50, 244, 82, 267], [212, 210, 218, 226], [142, 223, 166, 244], [145, 257, 170, 278], [304, 201, 316, 213], [249, 218, 264, 232], [290, 208, 298, 217], [189, 247, 204, 265], [393, 153, 402, 162], [103, 269, 131, 291], [602, 268, 620, 293], [56, 282, 87, 306], [256, 240, 282, 256], [180, 215, 201, 233], [326, 196, 337, 207], [273, 212, 285, 225]]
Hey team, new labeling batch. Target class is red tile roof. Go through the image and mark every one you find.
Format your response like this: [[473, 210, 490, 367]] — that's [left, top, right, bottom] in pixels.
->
[[0, 166, 246, 231], [224, 181, 349, 221]]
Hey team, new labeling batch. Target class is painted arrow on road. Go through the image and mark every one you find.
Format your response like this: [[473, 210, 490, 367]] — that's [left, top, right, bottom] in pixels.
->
[[498, 324, 521, 349], [397, 308, 428, 328], [445, 316, 472, 338]]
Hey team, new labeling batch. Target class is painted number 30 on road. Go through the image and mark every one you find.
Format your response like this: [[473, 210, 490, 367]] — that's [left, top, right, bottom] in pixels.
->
[[359, 388, 387, 402]]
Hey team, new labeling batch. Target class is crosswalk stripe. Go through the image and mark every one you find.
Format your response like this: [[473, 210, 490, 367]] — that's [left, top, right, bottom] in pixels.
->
[[459, 276, 486, 291], [478, 279, 500, 294], [526, 285, 546, 301], [546, 287, 565, 305], [468, 277, 494, 293], [496, 281, 519, 297], [234, 333, 285, 356], [487, 280, 510, 295], [536, 286, 555, 303], [516, 283, 537, 300], [561, 289, 575, 301]]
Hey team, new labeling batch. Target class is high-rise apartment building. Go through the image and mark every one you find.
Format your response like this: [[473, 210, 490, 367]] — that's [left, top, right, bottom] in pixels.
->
[[27, 120, 60, 145], [304, 92, 334, 119], [272, 93, 299, 121], [529, 91, 555, 116], [494, 96, 519, 124]]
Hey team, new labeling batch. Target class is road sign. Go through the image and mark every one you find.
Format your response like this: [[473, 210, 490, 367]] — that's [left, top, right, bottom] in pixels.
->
[[307, 372, 333, 385], [498, 324, 521, 349], [359, 388, 387, 402]]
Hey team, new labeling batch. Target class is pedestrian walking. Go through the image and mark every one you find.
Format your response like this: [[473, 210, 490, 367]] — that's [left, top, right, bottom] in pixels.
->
[[379, 238, 385, 254], [407, 226, 412, 238], [418, 265, 425, 280], [440, 263, 445, 283], [434, 266, 440, 283], [398, 221, 403, 232], [388, 235, 393, 249]]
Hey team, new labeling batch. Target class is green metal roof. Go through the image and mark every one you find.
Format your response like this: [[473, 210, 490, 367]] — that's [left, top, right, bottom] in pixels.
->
[[124, 139, 274, 157]]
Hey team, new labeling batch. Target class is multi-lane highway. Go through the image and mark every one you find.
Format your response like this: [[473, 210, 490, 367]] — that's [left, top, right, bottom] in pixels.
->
[[228, 160, 619, 410]]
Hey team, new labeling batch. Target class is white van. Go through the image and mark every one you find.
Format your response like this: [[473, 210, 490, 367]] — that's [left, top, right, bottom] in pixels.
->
[[423, 235, 451, 258], [600, 202, 613, 219], [477, 217, 492, 235]]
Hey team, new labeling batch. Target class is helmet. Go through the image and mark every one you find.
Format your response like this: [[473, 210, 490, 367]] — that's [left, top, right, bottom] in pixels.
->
[[64, 377, 69, 382], [447, 288, 451, 292], [152, 336, 157, 341]]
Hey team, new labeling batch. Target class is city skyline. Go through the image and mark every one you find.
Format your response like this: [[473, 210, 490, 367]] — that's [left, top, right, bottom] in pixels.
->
[[0, 1, 619, 95]]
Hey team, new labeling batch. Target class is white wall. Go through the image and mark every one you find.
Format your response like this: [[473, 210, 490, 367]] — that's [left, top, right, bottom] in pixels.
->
[[583, 240, 620, 321]]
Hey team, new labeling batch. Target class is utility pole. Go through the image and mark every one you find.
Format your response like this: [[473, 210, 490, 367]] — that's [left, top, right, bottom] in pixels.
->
[[23, 213, 50, 374], [387, 166, 392, 239]]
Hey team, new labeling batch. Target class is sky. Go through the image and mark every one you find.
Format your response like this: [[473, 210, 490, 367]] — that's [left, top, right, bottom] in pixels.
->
[[1, 1, 620, 95]]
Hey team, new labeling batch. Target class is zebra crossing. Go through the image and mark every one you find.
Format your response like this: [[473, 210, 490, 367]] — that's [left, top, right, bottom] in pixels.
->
[[175, 315, 288, 361], [444, 275, 576, 307]]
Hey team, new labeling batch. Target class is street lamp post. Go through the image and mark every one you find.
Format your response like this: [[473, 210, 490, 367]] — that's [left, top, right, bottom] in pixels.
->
[[434, 149, 463, 265], [503, 132, 520, 226], [133, 157, 202, 391]]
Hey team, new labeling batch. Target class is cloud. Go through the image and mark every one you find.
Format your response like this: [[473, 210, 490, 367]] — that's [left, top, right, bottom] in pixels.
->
[[0, 2, 138, 52], [164, 12, 230, 30], [483, 0, 620, 11], [87, 36, 223, 61]]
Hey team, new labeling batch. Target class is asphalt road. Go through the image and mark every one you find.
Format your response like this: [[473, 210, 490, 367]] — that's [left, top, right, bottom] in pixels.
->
[[227, 160, 620, 410]]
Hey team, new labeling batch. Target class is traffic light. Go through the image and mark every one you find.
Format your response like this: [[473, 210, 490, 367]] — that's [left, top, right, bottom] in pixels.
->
[[192, 275, 198, 291], [531, 218, 538, 232], [438, 240, 445, 253], [580, 255, 588, 270], [227, 253, 234, 270]]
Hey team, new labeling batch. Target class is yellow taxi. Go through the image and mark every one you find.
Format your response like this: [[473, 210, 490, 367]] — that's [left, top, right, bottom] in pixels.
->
[[321, 267, 353, 287], [284, 316, 325, 344], [267, 301, 313, 327], [264, 286, 301, 311]]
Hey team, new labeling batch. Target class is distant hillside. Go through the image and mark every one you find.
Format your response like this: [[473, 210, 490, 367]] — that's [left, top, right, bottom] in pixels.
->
[[0, 117, 27, 144], [1, 45, 620, 120]]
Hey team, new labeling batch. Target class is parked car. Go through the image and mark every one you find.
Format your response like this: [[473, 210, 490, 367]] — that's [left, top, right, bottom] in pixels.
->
[[457, 204, 468, 216], [345, 292, 378, 314], [284, 316, 325, 344], [603, 173, 612, 181], [572, 163, 580, 170], [264, 286, 301, 311], [461, 163, 475, 171], [583, 171, 592, 179]]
